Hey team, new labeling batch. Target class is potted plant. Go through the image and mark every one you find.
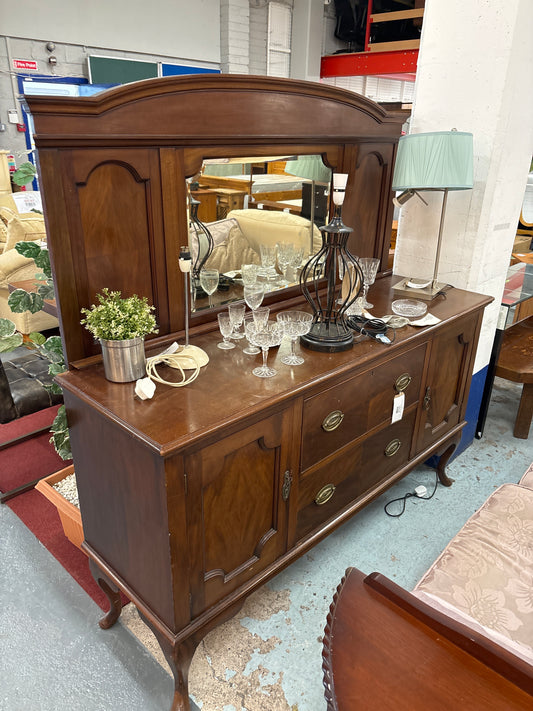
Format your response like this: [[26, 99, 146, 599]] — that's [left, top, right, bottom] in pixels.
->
[[80, 288, 158, 382]]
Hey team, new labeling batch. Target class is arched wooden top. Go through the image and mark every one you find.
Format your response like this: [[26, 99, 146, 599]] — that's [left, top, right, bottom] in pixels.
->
[[27, 74, 404, 148]]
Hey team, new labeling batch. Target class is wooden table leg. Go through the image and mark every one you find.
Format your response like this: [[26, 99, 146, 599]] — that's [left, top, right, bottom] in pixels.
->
[[514, 383, 533, 439], [436, 439, 457, 487], [137, 610, 198, 711], [88, 559, 123, 629]]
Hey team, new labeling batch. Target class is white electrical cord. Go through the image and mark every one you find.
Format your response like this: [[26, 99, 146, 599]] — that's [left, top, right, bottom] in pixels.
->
[[135, 343, 209, 399], [146, 349, 201, 387]]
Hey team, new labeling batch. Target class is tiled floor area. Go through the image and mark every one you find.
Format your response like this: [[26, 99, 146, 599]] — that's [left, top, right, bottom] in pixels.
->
[[1, 378, 532, 711]]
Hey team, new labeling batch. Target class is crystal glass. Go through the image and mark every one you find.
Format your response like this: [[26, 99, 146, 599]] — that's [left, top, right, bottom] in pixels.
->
[[241, 263, 259, 287], [228, 300, 246, 340], [243, 312, 260, 355], [252, 305, 270, 331], [359, 257, 380, 309], [259, 243, 277, 283], [276, 242, 295, 286], [248, 322, 284, 378], [289, 245, 305, 282], [243, 283, 265, 312], [276, 310, 313, 365], [199, 268, 219, 308], [217, 312, 235, 350]]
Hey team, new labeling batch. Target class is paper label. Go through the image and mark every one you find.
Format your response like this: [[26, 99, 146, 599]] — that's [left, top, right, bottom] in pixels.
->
[[391, 392, 405, 423]]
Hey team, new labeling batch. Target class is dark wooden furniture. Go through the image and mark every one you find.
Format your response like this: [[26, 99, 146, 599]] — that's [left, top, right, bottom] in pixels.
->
[[27, 76, 491, 711], [189, 189, 217, 223], [477, 262, 533, 437], [495, 316, 533, 438], [322, 567, 533, 710]]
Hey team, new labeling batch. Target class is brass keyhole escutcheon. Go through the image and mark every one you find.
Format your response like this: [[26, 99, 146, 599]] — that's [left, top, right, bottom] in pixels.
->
[[385, 439, 402, 457], [282, 470, 292, 501], [315, 483, 336, 506], [395, 373, 411, 393], [322, 410, 344, 432]]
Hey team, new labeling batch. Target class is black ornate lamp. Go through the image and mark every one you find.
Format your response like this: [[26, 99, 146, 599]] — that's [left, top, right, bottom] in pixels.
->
[[189, 196, 214, 297], [299, 173, 363, 352]]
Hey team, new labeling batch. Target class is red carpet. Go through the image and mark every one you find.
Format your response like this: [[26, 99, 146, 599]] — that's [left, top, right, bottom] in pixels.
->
[[2, 406, 128, 611], [0, 405, 65, 492]]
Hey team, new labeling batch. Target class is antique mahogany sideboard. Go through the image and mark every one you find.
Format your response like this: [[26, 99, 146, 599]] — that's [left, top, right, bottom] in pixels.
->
[[27, 76, 491, 710]]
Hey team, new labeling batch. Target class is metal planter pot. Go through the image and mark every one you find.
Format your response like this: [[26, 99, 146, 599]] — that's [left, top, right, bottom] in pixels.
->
[[99, 336, 146, 383]]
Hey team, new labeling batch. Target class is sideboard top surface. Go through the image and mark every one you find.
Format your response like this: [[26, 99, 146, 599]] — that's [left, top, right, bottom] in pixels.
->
[[58, 277, 491, 456]]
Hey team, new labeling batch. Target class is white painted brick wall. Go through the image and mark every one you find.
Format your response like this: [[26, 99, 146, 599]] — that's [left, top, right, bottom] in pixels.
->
[[220, 0, 250, 73], [249, 3, 269, 75]]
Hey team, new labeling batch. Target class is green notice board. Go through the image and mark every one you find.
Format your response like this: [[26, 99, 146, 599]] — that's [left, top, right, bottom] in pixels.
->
[[88, 56, 158, 85]]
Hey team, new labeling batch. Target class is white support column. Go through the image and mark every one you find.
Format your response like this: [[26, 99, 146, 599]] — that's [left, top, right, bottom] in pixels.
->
[[220, 0, 250, 74], [394, 0, 533, 376], [290, 0, 324, 82]]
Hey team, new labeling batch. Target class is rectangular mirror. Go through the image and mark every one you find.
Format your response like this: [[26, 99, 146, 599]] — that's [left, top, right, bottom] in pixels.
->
[[187, 154, 332, 312]]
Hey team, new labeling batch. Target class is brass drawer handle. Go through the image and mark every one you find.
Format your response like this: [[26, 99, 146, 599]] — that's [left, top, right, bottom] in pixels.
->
[[395, 373, 412, 392], [315, 483, 336, 506], [322, 410, 344, 432], [385, 439, 402, 457]]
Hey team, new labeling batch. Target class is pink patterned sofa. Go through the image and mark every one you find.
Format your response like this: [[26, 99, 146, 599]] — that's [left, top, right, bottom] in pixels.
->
[[413, 462, 533, 665]]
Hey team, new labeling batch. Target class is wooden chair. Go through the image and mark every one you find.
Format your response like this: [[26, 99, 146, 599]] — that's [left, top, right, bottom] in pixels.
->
[[495, 316, 533, 438]]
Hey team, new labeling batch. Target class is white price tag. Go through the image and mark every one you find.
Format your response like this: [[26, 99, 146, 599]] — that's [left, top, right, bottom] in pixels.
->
[[391, 392, 405, 424]]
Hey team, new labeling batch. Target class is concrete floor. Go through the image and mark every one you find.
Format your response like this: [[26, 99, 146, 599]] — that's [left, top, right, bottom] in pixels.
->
[[1, 377, 532, 711]]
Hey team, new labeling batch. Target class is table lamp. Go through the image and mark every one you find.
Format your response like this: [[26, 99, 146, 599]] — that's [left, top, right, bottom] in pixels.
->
[[392, 129, 473, 300], [299, 173, 363, 352]]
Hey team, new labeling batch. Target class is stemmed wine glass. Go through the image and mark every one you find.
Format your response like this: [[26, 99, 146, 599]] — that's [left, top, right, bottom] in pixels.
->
[[243, 283, 265, 312], [276, 242, 295, 287], [199, 268, 219, 308], [217, 313, 236, 350], [359, 258, 380, 309], [259, 243, 277, 283], [243, 312, 260, 355], [276, 310, 313, 365], [289, 245, 305, 281], [248, 322, 284, 378], [241, 263, 259, 287], [252, 305, 270, 331], [228, 301, 246, 340]]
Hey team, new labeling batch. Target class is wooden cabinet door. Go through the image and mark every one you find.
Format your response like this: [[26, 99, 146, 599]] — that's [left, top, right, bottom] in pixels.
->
[[415, 313, 480, 452], [185, 408, 294, 617]]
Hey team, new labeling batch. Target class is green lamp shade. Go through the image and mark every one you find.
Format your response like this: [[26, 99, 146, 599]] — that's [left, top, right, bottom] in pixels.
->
[[392, 130, 473, 191], [285, 155, 332, 183]]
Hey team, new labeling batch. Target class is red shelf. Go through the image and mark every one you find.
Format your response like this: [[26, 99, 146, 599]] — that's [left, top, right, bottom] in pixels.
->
[[321, 49, 418, 79]]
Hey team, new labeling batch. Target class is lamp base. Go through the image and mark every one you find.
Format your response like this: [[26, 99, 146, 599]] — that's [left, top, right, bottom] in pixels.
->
[[392, 277, 448, 301], [300, 322, 353, 353]]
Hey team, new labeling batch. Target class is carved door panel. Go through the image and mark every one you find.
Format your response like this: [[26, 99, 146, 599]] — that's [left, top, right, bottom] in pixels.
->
[[49, 147, 178, 360], [185, 408, 294, 617], [415, 313, 479, 452]]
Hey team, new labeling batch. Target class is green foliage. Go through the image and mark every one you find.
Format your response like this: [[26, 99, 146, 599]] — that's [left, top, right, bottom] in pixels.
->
[[11, 161, 37, 187], [1, 238, 70, 460], [80, 287, 158, 341], [8, 242, 55, 316], [50, 405, 71, 461], [0, 318, 23, 352], [8, 288, 43, 314]]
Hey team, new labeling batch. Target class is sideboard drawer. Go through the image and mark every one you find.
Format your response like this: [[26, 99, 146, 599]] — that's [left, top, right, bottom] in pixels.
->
[[296, 409, 417, 541], [301, 344, 425, 471]]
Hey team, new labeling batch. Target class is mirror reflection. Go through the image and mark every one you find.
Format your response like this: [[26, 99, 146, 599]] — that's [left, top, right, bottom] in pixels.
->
[[187, 154, 332, 312]]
